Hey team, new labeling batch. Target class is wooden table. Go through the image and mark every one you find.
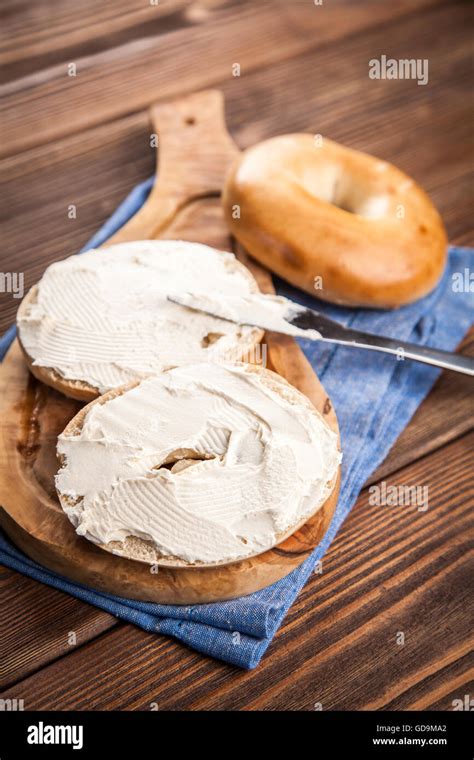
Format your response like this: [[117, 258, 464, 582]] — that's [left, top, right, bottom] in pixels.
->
[[0, 0, 472, 711]]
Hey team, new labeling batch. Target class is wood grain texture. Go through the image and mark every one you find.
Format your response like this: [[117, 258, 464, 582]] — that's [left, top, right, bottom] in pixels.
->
[[0, 0, 197, 81], [369, 330, 474, 484], [0, 565, 117, 688], [0, 0, 441, 156], [1, 433, 472, 708], [0, 0, 472, 709]]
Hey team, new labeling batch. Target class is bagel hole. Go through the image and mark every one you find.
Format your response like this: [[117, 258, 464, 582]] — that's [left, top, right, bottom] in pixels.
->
[[156, 448, 218, 474], [201, 332, 224, 347], [334, 193, 390, 219], [334, 199, 353, 213], [331, 176, 390, 218]]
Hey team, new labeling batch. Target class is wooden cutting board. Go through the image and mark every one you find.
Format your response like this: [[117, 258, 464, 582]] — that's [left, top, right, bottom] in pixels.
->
[[0, 90, 340, 604]]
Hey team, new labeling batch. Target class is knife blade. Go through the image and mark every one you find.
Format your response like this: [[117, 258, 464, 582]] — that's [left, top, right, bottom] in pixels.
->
[[167, 291, 474, 376]]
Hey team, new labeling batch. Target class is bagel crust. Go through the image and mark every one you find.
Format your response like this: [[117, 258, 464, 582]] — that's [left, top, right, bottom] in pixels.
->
[[223, 135, 447, 308]]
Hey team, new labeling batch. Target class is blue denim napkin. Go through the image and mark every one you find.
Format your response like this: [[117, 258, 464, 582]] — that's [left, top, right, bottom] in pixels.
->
[[1, 177, 472, 669]]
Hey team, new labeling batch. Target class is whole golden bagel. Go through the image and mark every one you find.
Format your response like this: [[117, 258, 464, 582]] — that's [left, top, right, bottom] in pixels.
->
[[223, 135, 448, 308]]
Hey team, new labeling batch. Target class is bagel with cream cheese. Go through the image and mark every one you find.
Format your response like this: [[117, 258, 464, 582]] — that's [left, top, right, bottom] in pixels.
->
[[56, 362, 341, 567], [16, 240, 263, 400], [223, 135, 447, 308]]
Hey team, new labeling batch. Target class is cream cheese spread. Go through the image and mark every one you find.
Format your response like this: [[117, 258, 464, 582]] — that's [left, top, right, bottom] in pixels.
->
[[17, 241, 262, 393], [56, 363, 341, 564], [169, 291, 322, 340]]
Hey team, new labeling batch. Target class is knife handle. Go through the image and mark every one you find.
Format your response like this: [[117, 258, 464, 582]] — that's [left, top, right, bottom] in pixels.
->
[[326, 328, 474, 377]]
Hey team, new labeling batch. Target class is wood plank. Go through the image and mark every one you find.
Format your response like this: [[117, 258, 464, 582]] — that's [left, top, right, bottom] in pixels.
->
[[0, 0, 441, 156], [1, 433, 471, 709], [0, 1, 193, 67], [0, 0, 199, 82], [0, 565, 116, 689], [376, 654, 473, 711], [410, 669, 474, 711], [370, 329, 474, 483]]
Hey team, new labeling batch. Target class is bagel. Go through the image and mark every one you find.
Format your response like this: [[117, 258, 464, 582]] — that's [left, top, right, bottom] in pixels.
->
[[16, 240, 263, 400], [55, 362, 341, 567], [223, 134, 447, 308]]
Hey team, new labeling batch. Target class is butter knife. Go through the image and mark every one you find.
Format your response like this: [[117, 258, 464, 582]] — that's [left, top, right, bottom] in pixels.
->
[[168, 291, 474, 377]]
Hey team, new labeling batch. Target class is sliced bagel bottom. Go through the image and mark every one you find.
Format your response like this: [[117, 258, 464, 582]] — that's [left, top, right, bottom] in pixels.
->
[[56, 362, 341, 568]]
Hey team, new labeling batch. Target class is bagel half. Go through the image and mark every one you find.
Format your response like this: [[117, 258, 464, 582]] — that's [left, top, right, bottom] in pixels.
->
[[56, 362, 341, 568], [223, 134, 447, 308], [16, 240, 264, 400]]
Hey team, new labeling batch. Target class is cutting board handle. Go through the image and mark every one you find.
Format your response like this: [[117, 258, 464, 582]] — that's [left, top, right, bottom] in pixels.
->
[[107, 89, 239, 245]]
